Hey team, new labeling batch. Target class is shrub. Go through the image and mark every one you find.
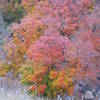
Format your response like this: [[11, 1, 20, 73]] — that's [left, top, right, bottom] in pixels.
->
[[0, 0, 99, 98], [3, 1, 25, 24], [19, 61, 76, 98]]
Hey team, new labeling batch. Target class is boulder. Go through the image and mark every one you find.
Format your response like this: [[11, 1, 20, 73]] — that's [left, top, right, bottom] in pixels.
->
[[85, 91, 94, 100]]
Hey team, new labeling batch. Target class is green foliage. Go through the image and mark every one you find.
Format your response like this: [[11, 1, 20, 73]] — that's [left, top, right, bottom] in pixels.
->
[[3, 1, 25, 24]]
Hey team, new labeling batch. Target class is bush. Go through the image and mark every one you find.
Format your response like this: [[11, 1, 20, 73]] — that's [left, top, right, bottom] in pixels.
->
[[1, 0, 99, 99], [19, 61, 76, 98], [3, 1, 25, 25]]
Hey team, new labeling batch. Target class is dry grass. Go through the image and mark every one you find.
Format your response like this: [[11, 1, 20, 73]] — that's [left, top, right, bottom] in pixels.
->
[[0, 87, 33, 100], [0, 77, 50, 100], [0, 87, 50, 100]]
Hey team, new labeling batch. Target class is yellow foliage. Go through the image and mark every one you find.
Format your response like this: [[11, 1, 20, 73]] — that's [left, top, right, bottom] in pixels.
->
[[50, 68, 75, 96]]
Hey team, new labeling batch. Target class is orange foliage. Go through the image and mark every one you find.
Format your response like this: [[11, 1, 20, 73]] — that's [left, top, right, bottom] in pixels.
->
[[38, 84, 47, 95]]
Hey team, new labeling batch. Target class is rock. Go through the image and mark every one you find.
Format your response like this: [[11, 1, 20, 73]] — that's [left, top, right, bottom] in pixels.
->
[[96, 72, 100, 80], [57, 95, 62, 100], [85, 91, 94, 100], [95, 86, 100, 99], [96, 0, 100, 3], [96, 91, 100, 100]]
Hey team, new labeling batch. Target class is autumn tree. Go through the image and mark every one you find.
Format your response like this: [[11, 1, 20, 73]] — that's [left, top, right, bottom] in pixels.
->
[[1, 0, 99, 97]]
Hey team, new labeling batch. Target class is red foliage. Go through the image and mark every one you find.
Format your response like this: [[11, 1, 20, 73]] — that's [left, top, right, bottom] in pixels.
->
[[12, 0, 100, 84], [27, 35, 69, 68], [38, 84, 47, 95]]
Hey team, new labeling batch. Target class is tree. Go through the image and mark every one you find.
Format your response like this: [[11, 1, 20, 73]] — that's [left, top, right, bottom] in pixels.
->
[[2, 0, 99, 97], [27, 35, 69, 69]]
